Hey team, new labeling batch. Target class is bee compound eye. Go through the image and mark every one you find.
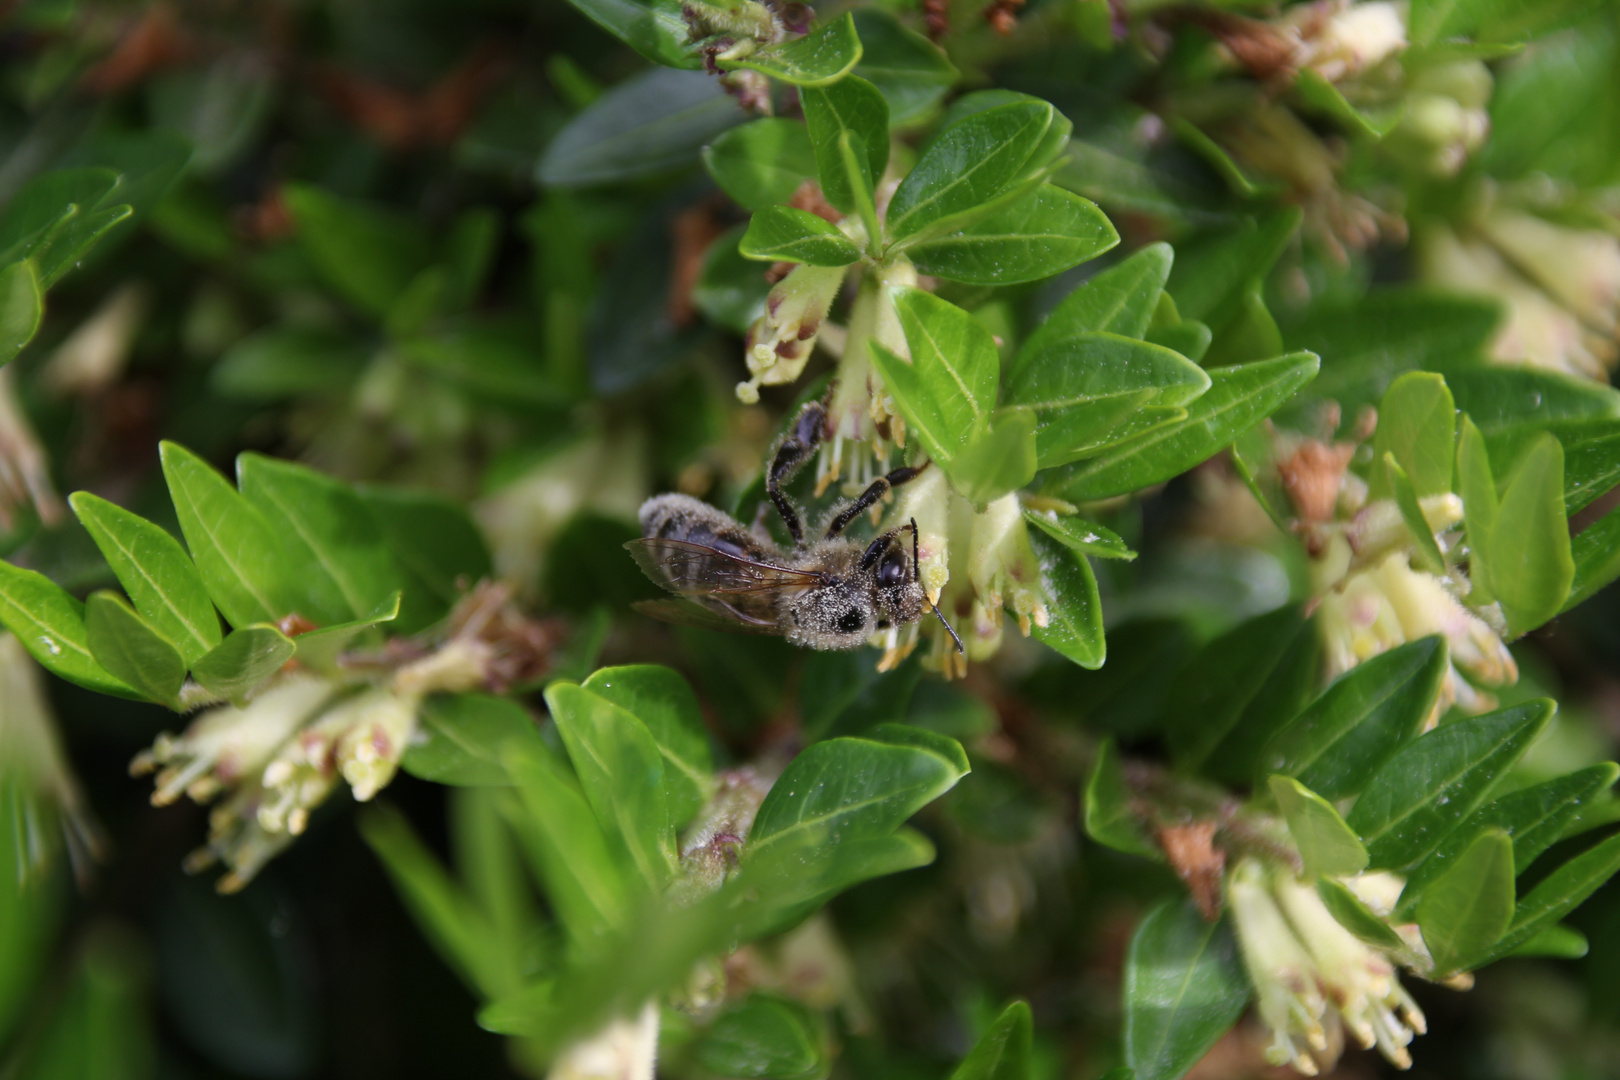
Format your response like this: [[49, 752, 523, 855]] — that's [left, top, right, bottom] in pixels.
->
[[836, 608, 865, 635], [877, 550, 907, 589]]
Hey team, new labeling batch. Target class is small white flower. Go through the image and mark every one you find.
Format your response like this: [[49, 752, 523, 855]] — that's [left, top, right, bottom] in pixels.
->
[[1301, 1, 1408, 82], [549, 1001, 660, 1080], [737, 264, 848, 404]]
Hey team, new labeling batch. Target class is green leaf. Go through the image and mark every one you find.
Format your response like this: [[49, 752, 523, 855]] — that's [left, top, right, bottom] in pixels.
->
[[1123, 899, 1250, 1080], [1418, 828, 1515, 976], [871, 289, 998, 471], [1085, 738, 1158, 858], [190, 624, 295, 703], [1490, 433, 1574, 635], [557, 0, 695, 69], [544, 682, 676, 891], [1028, 525, 1105, 670], [0, 261, 42, 364], [1458, 414, 1499, 602], [500, 738, 633, 940], [738, 206, 861, 266], [885, 102, 1053, 245], [160, 441, 297, 630], [582, 665, 714, 828], [1167, 211, 1298, 333], [1369, 372, 1456, 500], [1506, 924, 1589, 960], [1004, 332, 1210, 471], [1024, 509, 1136, 561], [695, 224, 772, 333], [1397, 763, 1618, 920], [292, 592, 402, 673], [905, 184, 1118, 286], [1480, 831, 1620, 966], [1565, 504, 1620, 610], [952, 409, 1039, 505], [402, 694, 543, 787], [237, 453, 410, 628], [357, 486, 492, 612], [1449, 367, 1620, 444], [1482, 18, 1620, 185], [84, 591, 186, 707], [282, 184, 432, 318], [1022, 243, 1173, 353], [0, 169, 118, 266], [1200, 284, 1281, 369], [358, 805, 508, 998], [1269, 776, 1369, 880], [722, 12, 861, 86], [694, 996, 826, 1080], [950, 1000, 1032, 1080], [1552, 418, 1620, 513], [1052, 352, 1319, 501], [212, 328, 367, 401], [703, 120, 819, 209], [1346, 699, 1553, 870], [1295, 69, 1404, 137], [1384, 455, 1448, 575], [850, 10, 956, 127], [69, 491, 221, 665], [836, 129, 882, 246], [0, 562, 134, 697], [1261, 636, 1448, 800], [1316, 878, 1407, 952], [538, 68, 744, 187], [35, 205, 133, 290], [800, 76, 889, 215]]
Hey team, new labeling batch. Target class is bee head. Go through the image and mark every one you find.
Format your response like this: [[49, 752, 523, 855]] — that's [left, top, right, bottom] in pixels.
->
[[871, 542, 924, 626]]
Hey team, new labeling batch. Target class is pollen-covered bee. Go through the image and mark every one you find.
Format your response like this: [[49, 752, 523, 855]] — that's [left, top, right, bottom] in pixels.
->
[[625, 398, 963, 653]]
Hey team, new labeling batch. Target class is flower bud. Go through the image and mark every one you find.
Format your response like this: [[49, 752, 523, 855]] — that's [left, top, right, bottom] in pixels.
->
[[549, 1001, 659, 1080], [1303, 1, 1407, 82], [1228, 859, 1332, 1075], [736, 264, 847, 403]]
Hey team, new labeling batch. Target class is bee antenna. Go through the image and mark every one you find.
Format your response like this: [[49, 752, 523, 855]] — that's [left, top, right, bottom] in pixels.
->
[[909, 516, 964, 655]]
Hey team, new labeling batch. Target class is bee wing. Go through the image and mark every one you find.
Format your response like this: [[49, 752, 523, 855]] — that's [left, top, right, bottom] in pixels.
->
[[631, 598, 782, 636], [624, 537, 822, 597]]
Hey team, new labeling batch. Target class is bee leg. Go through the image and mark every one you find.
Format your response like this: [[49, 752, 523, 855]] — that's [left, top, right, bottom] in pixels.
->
[[767, 400, 827, 545], [824, 463, 925, 539]]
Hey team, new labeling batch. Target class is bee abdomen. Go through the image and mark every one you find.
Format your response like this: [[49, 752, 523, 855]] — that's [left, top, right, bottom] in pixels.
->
[[639, 493, 764, 559]]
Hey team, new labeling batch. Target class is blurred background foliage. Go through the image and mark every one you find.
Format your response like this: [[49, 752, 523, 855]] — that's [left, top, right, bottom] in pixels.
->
[[3, 0, 1620, 1078]]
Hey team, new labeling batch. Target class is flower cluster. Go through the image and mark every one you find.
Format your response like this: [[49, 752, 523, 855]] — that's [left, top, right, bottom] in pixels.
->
[[1229, 858, 1428, 1074]]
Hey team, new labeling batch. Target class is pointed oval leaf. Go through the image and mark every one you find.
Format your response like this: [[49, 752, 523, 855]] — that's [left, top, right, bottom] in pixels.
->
[[1417, 827, 1515, 976], [0, 260, 42, 364], [722, 12, 862, 86], [558, 0, 695, 68], [1479, 831, 1620, 967], [905, 184, 1118, 286], [583, 665, 714, 827], [1020, 243, 1174, 357], [1369, 372, 1456, 500], [886, 102, 1053, 245], [1123, 899, 1250, 1080], [703, 119, 819, 210], [800, 76, 889, 215], [738, 205, 861, 266], [1491, 433, 1574, 635], [872, 288, 999, 469], [695, 995, 826, 1080], [190, 624, 295, 703], [1346, 699, 1554, 870], [402, 693, 543, 787], [1269, 775, 1368, 880], [84, 591, 186, 707], [1028, 525, 1105, 669], [850, 10, 956, 126], [1024, 509, 1136, 561], [0, 561, 134, 697], [950, 1000, 1032, 1080]]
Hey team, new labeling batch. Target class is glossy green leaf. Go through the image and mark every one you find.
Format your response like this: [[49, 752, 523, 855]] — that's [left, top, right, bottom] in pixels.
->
[[886, 102, 1053, 245], [190, 624, 294, 703], [739, 206, 861, 266], [1449, 367, 1620, 444], [0, 169, 118, 267], [0, 260, 42, 364], [1085, 738, 1158, 858], [238, 453, 409, 628], [0, 562, 133, 697], [1024, 509, 1136, 561], [871, 289, 997, 471], [1261, 636, 1447, 800], [283, 184, 432, 318], [85, 591, 186, 707], [1458, 414, 1499, 602], [402, 694, 542, 787], [544, 681, 676, 891], [558, 0, 695, 69], [703, 120, 819, 209], [1480, 831, 1620, 966], [1384, 455, 1448, 575], [951, 409, 1038, 505], [1167, 211, 1298, 332], [722, 12, 861, 86], [1123, 899, 1250, 1080], [694, 996, 825, 1080], [1418, 828, 1515, 976], [539, 68, 745, 187], [582, 665, 713, 827], [1346, 699, 1553, 870], [1028, 526, 1105, 670], [1021, 243, 1173, 355], [160, 441, 297, 630], [850, 10, 956, 126], [1053, 352, 1319, 501], [1004, 331, 1210, 470], [905, 184, 1118, 286], [1269, 775, 1368, 880], [69, 491, 221, 664], [1552, 418, 1620, 513], [1506, 924, 1589, 960], [1491, 433, 1574, 635], [801, 76, 889, 215], [1397, 763, 1618, 920], [35, 205, 133, 290], [292, 592, 401, 673], [950, 1000, 1032, 1080], [1565, 505, 1620, 610], [1370, 372, 1455, 500], [1316, 878, 1407, 952]]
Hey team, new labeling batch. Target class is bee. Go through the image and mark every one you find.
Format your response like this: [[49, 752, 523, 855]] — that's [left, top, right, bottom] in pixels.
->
[[626, 398, 963, 653]]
